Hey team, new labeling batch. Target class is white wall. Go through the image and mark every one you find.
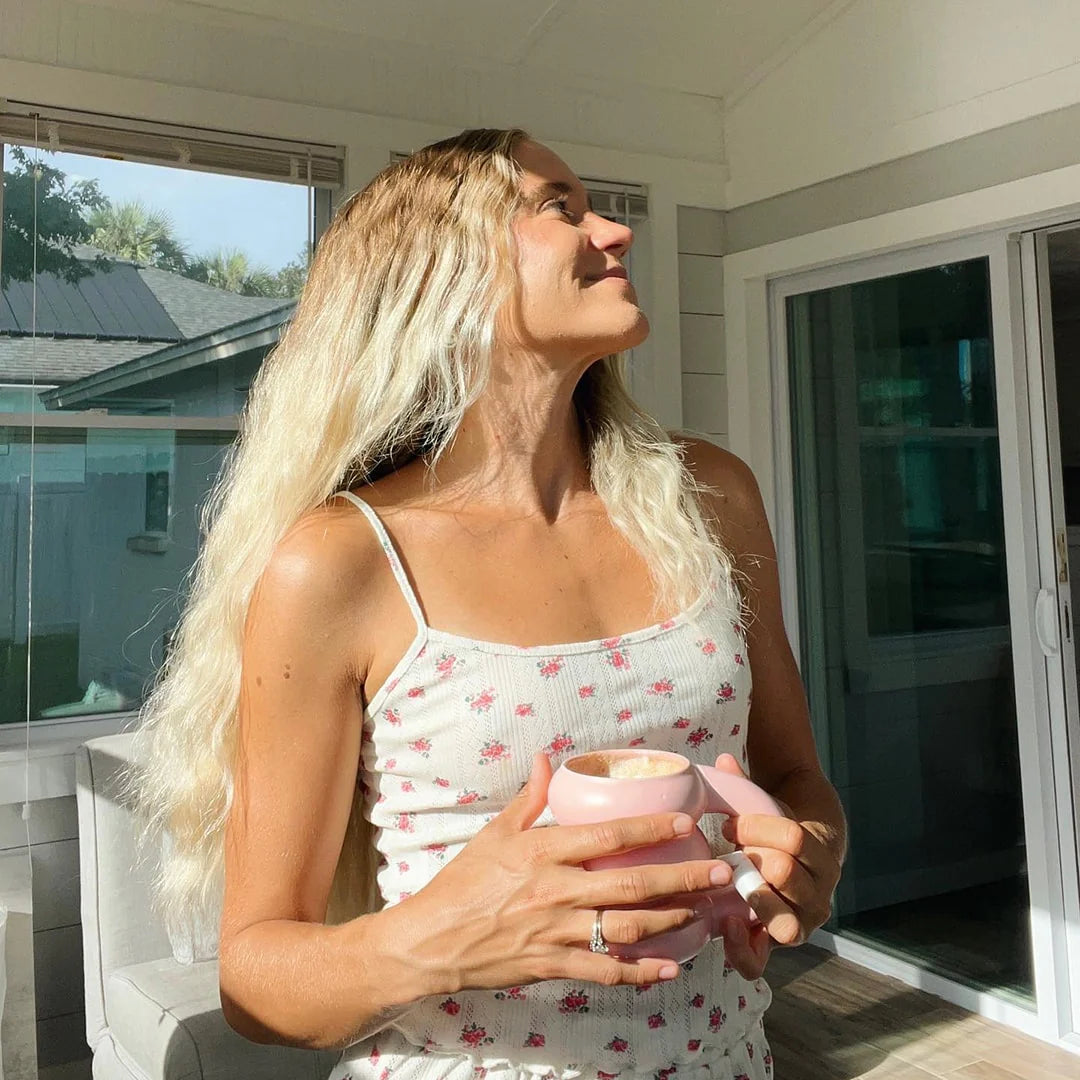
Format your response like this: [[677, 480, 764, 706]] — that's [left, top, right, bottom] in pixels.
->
[[724, 0, 1080, 207]]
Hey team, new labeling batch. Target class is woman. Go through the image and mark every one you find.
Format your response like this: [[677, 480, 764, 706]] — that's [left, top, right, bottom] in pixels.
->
[[125, 128, 845, 1080]]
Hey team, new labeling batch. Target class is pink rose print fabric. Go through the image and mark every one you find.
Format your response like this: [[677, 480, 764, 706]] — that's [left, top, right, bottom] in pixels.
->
[[328, 492, 770, 1080]]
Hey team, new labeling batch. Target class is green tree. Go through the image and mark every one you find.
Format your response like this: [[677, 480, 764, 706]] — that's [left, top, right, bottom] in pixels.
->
[[270, 241, 310, 298], [1, 146, 111, 288], [185, 247, 279, 296], [85, 200, 189, 273]]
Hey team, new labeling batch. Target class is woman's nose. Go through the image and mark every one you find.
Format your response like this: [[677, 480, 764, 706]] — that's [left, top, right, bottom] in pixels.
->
[[588, 214, 634, 258]]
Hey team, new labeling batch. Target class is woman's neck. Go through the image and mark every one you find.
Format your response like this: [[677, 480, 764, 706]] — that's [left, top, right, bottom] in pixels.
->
[[421, 367, 596, 522]]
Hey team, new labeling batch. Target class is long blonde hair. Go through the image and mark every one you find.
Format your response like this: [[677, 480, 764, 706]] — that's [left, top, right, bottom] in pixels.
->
[[121, 127, 730, 946]]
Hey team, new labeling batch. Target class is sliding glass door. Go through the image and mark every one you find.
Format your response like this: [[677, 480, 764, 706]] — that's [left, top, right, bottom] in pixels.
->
[[773, 235, 1076, 1038], [786, 256, 1031, 997], [1019, 227, 1080, 1038]]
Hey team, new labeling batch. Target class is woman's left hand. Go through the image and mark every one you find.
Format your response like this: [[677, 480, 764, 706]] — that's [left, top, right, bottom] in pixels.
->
[[712, 753, 842, 980]]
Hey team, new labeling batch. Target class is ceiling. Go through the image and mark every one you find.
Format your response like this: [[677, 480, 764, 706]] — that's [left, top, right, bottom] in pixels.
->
[[173, 0, 844, 101]]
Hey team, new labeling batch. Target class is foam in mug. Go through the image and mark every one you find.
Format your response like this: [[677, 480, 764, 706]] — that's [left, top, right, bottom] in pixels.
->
[[571, 752, 685, 779]]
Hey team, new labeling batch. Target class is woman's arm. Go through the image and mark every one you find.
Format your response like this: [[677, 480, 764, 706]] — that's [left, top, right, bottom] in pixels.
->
[[709, 445, 847, 865], [218, 507, 435, 1049], [678, 437, 847, 972]]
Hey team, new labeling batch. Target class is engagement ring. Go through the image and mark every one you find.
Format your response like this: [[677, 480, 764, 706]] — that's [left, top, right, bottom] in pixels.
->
[[589, 909, 610, 954]]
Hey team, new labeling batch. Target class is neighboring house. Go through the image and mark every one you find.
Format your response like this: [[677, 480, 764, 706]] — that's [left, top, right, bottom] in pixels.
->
[[0, 248, 294, 724], [0, 244, 292, 408]]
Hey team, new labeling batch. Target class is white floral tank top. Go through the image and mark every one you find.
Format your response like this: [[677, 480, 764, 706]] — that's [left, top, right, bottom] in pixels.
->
[[329, 492, 773, 1080]]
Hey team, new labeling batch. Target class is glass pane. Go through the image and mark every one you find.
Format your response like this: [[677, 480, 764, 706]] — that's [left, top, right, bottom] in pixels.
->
[[2, 137, 314, 729], [0, 384, 55, 413], [0, 426, 233, 723], [788, 258, 1033, 1002], [1046, 228, 1080, 581], [859, 436, 1009, 634]]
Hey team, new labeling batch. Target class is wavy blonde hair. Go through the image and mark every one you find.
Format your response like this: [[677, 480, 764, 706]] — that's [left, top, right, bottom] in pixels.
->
[[120, 126, 731, 946]]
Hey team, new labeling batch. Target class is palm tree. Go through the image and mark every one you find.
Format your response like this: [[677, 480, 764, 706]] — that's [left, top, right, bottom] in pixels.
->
[[86, 200, 188, 272], [185, 247, 279, 296]]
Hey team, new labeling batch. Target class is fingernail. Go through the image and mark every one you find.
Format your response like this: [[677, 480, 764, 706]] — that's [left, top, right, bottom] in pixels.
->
[[673, 814, 695, 836], [710, 864, 730, 886], [659, 965, 679, 980]]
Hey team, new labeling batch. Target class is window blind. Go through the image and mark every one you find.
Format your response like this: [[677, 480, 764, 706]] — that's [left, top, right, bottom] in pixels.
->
[[0, 99, 344, 188]]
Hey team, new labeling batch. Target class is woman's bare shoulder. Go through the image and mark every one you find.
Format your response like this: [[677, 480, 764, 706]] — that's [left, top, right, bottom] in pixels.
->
[[667, 435, 775, 569], [253, 465, 434, 624], [669, 434, 766, 520], [249, 498, 390, 658]]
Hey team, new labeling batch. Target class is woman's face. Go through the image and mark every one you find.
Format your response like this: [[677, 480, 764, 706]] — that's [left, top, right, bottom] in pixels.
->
[[504, 140, 649, 363]]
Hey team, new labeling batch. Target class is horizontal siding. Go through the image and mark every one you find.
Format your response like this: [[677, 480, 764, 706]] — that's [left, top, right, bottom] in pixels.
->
[[680, 313, 725, 375], [677, 207, 726, 442]]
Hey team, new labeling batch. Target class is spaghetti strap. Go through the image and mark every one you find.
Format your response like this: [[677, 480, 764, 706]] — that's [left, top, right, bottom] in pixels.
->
[[332, 490, 427, 635]]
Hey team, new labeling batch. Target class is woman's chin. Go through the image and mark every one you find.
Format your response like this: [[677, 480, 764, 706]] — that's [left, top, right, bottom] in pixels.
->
[[613, 309, 650, 352], [584, 329, 650, 365]]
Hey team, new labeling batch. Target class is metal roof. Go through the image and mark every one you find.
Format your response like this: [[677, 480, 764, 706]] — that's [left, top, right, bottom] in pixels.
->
[[0, 258, 182, 341]]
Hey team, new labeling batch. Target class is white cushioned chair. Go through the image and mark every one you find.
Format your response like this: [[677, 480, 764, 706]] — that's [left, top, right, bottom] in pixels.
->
[[76, 732, 341, 1079]]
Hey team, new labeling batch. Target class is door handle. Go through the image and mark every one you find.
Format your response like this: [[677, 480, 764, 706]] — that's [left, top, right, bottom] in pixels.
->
[[1035, 588, 1060, 657]]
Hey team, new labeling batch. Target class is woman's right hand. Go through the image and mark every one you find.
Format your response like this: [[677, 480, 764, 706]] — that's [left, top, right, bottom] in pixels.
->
[[377, 751, 734, 994]]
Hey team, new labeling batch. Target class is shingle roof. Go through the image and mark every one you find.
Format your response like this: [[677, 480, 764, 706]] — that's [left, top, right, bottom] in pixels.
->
[[0, 337, 154, 384], [135, 267, 287, 339], [0, 246, 293, 385]]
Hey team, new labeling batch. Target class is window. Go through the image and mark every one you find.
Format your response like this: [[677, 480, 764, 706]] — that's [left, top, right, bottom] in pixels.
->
[[788, 260, 1007, 639], [1, 103, 342, 725]]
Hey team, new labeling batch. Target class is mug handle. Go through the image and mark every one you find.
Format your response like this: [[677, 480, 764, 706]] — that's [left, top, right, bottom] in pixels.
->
[[693, 764, 784, 818], [692, 764, 778, 939]]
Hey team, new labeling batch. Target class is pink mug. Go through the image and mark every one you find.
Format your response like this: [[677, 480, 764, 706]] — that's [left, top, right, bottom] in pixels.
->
[[546, 748, 781, 964]]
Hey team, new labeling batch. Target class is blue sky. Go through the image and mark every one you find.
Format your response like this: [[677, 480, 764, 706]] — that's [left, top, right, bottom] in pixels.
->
[[17, 146, 308, 272]]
